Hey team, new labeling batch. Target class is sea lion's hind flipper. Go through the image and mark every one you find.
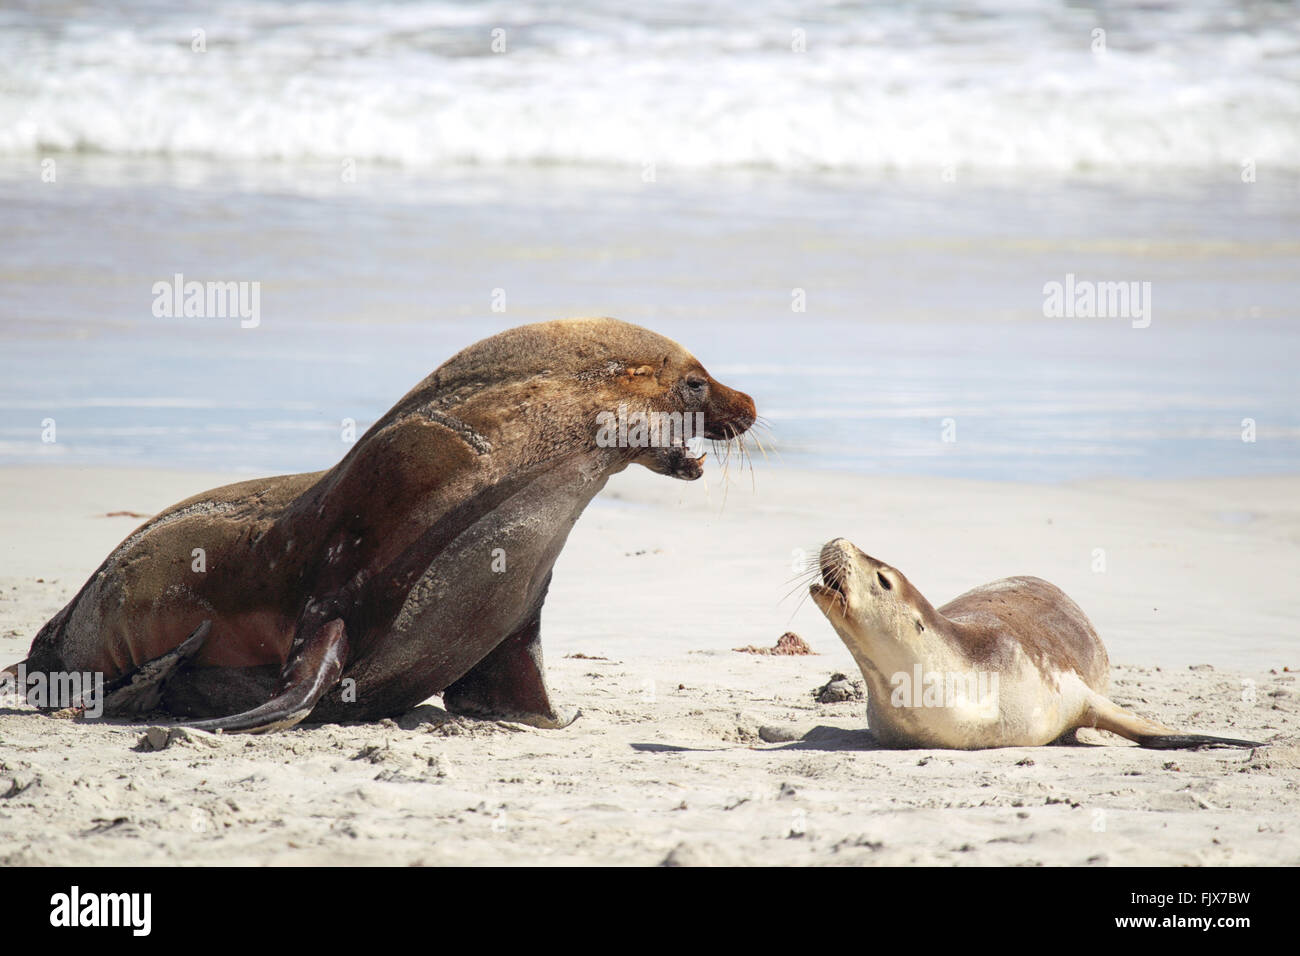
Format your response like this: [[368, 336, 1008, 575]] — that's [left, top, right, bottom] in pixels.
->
[[1132, 733, 1265, 750], [187, 618, 349, 734], [1084, 692, 1262, 750], [442, 606, 578, 729], [100, 619, 212, 716]]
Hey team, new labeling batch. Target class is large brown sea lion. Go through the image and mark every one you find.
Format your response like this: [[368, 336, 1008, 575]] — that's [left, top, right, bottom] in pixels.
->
[[6, 318, 755, 733], [809, 538, 1264, 750]]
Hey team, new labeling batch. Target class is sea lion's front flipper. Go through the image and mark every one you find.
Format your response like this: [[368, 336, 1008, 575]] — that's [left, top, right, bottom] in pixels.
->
[[186, 618, 349, 734], [442, 609, 578, 729], [101, 619, 211, 716]]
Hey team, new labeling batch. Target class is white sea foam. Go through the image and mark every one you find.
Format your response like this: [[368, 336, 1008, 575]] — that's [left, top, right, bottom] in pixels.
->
[[2, 1, 1297, 175]]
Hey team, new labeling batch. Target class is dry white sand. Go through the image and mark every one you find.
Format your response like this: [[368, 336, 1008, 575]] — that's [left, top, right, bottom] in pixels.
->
[[0, 464, 1296, 865]]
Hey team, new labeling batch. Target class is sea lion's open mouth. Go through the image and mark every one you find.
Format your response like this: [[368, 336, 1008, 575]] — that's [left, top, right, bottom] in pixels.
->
[[810, 554, 850, 613], [631, 376, 754, 481], [809, 583, 846, 614]]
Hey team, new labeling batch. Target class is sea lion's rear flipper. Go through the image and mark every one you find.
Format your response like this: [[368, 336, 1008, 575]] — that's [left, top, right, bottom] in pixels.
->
[[1130, 732, 1265, 749], [186, 618, 349, 734], [101, 619, 212, 715], [442, 608, 578, 729], [1084, 692, 1263, 750]]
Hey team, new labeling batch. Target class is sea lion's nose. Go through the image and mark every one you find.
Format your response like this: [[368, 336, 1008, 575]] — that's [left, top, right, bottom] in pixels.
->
[[729, 387, 757, 429], [822, 537, 851, 556], [704, 379, 756, 438], [820, 538, 854, 569]]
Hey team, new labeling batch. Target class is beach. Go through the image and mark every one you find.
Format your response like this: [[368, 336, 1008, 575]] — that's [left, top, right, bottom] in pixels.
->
[[2, 0, 1298, 869], [1, 464, 1295, 866]]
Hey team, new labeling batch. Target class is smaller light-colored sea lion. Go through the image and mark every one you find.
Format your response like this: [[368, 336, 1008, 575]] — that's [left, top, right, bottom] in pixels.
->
[[809, 538, 1265, 750]]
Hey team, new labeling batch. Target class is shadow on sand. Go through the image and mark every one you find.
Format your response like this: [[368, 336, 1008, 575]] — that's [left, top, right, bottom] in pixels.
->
[[630, 724, 881, 754]]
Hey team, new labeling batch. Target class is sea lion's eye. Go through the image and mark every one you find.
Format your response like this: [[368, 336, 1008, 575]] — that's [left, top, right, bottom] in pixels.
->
[[685, 377, 707, 394], [877, 571, 892, 591]]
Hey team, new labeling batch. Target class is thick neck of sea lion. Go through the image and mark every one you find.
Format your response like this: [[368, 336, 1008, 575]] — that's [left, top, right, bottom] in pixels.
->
[[317, 445, 619, 633], [283, 399, 624, 615]]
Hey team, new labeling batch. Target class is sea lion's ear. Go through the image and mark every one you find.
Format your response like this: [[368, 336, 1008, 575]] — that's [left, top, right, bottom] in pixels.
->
[[628, 365, 656, 377]]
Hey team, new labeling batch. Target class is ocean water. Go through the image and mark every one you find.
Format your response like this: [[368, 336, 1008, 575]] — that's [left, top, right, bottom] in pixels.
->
[[4, 0, 1299, 174], [1, 1, 1298, 481]]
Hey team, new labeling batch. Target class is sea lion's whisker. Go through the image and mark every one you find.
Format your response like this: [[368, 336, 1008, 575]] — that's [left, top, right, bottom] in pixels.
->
[[779, 583, 815, 604], [781, 563, 823, 586], [778, 568, 823, 603], [716, 438, 733, 510], [748, 421, 785, 465], [780, 546, 824, 579], [780, 583, 820, 609], [827, 566, 848, 591], [738, 435, 756, 492], [785, 587, 818, 624]]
